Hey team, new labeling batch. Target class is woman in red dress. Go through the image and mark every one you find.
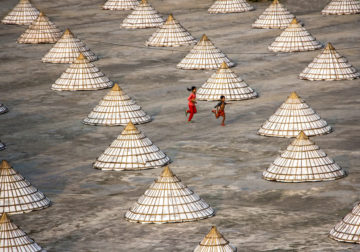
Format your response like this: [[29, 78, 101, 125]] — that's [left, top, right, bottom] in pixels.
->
[[185, 86, 197, 122]]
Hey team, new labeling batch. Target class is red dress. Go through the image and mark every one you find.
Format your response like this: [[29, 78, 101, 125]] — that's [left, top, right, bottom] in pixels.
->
[[187, 93, 197, 121]]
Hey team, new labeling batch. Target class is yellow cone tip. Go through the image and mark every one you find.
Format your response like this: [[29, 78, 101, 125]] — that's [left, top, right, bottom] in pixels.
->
[[290, 18, 298, 25], [273, 0, 279, 4], [289, 92, 299, 99], [326, 42, 335, 50], [167, 14, 174, 22], [124, 121, 136, 131], [0, 213, 9, 223], [161, 166, 174, 177], [207, 226, 222, 238], [39, 11, 45, 17], [76, 53, 85, 60], [111, 83, 121, 91], [141, 0, 148, 4], [64, 28, 73, 36], [0, 160, 11, 169], [200, 34, 209, 42], [220, 62, 228, 69], [297, 131, 308, 140]]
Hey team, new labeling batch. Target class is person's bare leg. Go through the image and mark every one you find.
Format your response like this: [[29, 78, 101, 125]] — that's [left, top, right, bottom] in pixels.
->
[[221, 115, 225, 126], [212, 109, 217, 118]]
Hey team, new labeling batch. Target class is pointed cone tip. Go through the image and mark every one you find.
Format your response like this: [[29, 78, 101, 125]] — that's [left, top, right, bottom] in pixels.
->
[[297, 131, 308, 140], [220, 62, 228, 69], [167, 14, 174, 22], [0, 213, 9, 223], [290, 18, 298, 24], [77, 53, 85, 60], [161, 166, 174, 177], [124, 121, 136, 131], [64, 28, 73, 36], [111, 83, 121, 91], [141, 0, 148, 4], [207, 226, 222, 238], [273, 0, 279, 4], [200, 34, 209, 42], [0, 160, 11, 169], [326, 42, 335, 50], [289, 92, 299, 99]]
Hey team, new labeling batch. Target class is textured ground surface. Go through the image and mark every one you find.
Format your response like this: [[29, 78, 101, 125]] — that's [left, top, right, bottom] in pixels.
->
[[0, 0, 360, 251]]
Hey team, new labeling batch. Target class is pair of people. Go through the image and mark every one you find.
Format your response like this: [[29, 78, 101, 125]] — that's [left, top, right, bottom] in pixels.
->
[[185, 86, 227, 126]]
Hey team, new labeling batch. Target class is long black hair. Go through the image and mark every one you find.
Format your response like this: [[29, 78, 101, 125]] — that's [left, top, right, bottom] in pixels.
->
[[187, 86, 196, 92]]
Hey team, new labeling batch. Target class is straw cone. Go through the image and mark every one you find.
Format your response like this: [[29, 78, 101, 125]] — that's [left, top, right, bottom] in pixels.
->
[[258, 92, 332, 138], [0, 160, 51, 215], [322, 0, 360, 15], [83, 84, 151, 126], [17, 12, 62, 44], [52, 53, 113, 91], [177, 34, 235, 70], [145, 14, 196, 47], [0, 213, 43, 251], [252, 0, 295, 29], [121, 0, 164, 29], [299, 43, 360, 81], [330, 202, 360, 243], [208, 0, 254, 14], [268, 18, 323, 52], [94, 121, 170, 170], [1, 0, 39, 25], [197, 62, 257, 101], [125, 166, 215, 224], [263, 131, 346, 182], [102, 0, 139, 10], [42, 28, 98, 64], [194, 226, 237, 252]]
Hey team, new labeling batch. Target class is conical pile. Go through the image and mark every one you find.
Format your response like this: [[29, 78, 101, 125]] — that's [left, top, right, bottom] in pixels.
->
[[252, 0, 295, 29], [125, 166, 215, 224], [121, 0, 164, 29], [0, 160, 51, 215], [145, 14, 197, 47], [268, 18, 323, 52], [52, 53, 113, 91], [17, 12, 62, 44], [194, 226, 237, 252], [83, 84, 151, 126], [299, 43, 360, 81], [102, 0, 139, 10], [1, 0, 39, 25], [0, 213, 43, 251], [258, 92, 332, 138], [94, 121, 170, 170], [322, 0, 360, 15], [0, 104, 8, 115], [263, 131, 346, 182], [197, 62, 257, 101], [330, 202, 360, 243], [42, 29, 98, 64], [208, 0, 254, 14], [177, 34, 235, 70], [0, 141, 5, 151]]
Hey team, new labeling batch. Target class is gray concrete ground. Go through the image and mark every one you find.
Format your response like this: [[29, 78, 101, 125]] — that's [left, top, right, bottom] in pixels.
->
[[0, 0, 360, 251]]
